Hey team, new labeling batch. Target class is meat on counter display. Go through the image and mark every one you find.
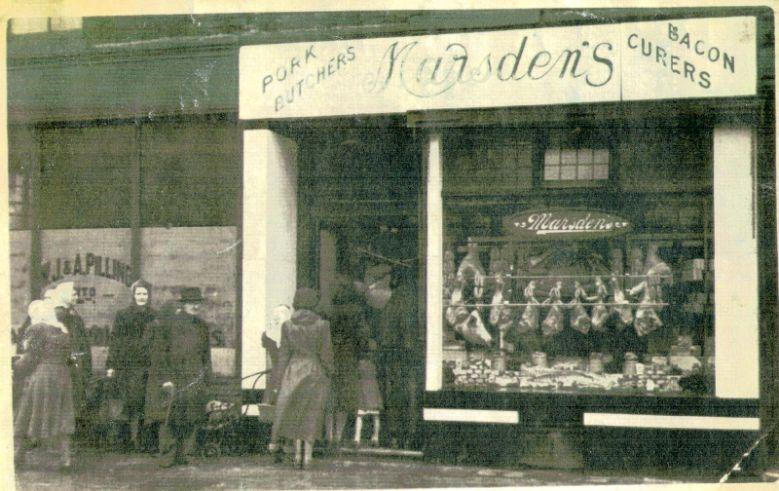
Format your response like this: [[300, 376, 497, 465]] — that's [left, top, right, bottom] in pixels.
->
[[441, 238, 714, 395]]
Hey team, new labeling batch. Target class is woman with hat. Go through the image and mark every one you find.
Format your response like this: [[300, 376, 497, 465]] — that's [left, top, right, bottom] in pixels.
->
[[106, 279, 156, 451], [270, 288, 335, 469], [145, 287, 212, 467], [14, 299, 77, 471]]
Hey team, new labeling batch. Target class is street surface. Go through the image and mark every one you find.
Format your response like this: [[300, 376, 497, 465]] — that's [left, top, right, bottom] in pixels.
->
[[13, 447, 748, 490]]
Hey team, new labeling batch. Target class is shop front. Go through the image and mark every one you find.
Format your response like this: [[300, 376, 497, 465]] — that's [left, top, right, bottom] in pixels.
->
[[239, 12, 775, 470], [6, 7, 775, 471]]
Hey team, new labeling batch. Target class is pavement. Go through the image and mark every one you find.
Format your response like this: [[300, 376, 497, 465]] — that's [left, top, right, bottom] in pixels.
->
[[15, 446, 761, 491]]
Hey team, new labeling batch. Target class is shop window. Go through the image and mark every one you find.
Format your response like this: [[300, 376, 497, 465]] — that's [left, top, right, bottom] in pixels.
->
[[543, 148, 609, 182], [140, 121, 240, 227], [8, 126, 37, 230], [439, 127, 715, 397], [38, 125, 134, 229]]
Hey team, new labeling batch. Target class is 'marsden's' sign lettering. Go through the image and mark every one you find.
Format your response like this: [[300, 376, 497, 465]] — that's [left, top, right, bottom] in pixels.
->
[[504, 210, 631, 239]]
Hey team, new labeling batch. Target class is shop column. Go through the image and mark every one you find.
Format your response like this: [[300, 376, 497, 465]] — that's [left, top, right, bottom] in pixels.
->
[[242, 129, 298, 389], [425, 132, 443, 392], [713, 126, 759, 399]]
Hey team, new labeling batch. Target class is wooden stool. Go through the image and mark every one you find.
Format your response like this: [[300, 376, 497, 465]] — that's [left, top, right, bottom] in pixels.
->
[[354, 409, 380, 447]]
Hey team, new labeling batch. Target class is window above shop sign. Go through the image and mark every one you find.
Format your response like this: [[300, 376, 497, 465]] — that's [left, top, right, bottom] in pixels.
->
[[544, 148, 610, 183], [240, 16, 757, 120]]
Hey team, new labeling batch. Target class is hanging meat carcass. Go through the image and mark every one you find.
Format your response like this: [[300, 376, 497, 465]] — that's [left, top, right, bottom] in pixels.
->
[[446, 280, 470, 327], [443, 247, 457, 299], [455, 309, 493, 347], [541, 281, 564, 337], [456, 241, 486, 299], [569, 281, 592, 334], [630, 243, 671, 337], [632, 285, 663, 336], [610, 276, 633, 329], [515, 280, 540, 335], [489, 276, 514, 349], [588, 276, 609, 332]]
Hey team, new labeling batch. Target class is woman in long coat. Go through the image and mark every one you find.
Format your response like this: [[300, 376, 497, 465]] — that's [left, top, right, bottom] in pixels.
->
[[14, 299, 76, 470], [145, 288, 211, 467], [271, 288, 335, 469], [106, 279, 156, 451]]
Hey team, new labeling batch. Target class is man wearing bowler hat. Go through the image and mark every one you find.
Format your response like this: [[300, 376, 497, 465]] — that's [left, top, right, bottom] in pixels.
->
[[145, 287, 212, 467]]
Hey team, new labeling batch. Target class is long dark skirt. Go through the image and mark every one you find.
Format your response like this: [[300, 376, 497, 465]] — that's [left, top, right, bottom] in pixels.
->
[[272, 357, 331, 442], [15, 363, 76, 440]]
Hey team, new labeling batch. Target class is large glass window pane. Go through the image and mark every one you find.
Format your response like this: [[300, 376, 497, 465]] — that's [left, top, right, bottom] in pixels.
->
[[140, 120, 240, 227], [441, 127, 714, 397], [39, 125, 134, 229]]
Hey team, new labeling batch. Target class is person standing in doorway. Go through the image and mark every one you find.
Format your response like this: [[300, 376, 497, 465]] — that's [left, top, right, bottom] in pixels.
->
[[377, 265, 422, 450], [270, 288, 334, 469], [106, 279, 156, 452], [145, 287, 211, 467], [326, 279, 364, 449]]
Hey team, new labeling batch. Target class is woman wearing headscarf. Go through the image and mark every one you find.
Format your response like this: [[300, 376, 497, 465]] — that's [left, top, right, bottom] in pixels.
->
[[106, 279, 156, 451], [52, 282, 92, 434], [14, 299, 76, 470], [270, 288, 335, 469]]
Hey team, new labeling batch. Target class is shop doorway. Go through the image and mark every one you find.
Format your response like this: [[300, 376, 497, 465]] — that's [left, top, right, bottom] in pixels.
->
[[302, 124, 423, 449]]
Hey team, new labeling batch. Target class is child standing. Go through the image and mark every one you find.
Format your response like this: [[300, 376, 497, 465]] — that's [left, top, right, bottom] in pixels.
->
[[354, 338, 383, 447]]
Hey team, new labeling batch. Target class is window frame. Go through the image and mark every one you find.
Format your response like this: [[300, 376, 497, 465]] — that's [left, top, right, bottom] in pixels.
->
[[536, 128, 617, 189]]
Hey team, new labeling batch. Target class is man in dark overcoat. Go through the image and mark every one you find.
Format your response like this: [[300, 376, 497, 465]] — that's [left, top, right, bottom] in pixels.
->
[[145, 287, 212, 467], [377, 266, 422, 450]]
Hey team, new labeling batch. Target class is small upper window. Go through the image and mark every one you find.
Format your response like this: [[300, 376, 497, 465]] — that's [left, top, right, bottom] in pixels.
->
[[544, 148, 609, 182]]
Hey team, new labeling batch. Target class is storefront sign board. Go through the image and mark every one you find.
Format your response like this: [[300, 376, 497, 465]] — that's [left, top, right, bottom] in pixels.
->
[[503, 209, 631, 239], [240, 16, 756, 120]]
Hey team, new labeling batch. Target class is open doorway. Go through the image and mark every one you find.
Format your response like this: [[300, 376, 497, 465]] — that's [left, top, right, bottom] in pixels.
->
[[299, 123, 424, 450]]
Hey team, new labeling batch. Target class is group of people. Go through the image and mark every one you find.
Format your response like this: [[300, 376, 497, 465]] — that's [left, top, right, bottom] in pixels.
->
[[266, 267, 422, 469], [13, 282, 85, 470], [13, 264, 422, 472], [13, 280, 212, 470]]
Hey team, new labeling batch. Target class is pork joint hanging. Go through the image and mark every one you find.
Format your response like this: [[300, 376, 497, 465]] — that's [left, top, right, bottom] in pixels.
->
[[541, 281, 564, 337], [631, 243, 671, 337], [610, 276, 633, 329], [569, 281, 592, 335], [588, 276, 609, 332], [489, 276, 514, 350], [456, 241, 486, 299], [514, 280, 540, 335]]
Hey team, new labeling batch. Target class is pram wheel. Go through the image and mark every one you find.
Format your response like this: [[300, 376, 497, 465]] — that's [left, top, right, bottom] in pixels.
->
[[202, 440, 221, 458]]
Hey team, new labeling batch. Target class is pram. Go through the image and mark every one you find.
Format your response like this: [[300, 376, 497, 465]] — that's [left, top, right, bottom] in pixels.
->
[[196, 368, 275, 457]]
